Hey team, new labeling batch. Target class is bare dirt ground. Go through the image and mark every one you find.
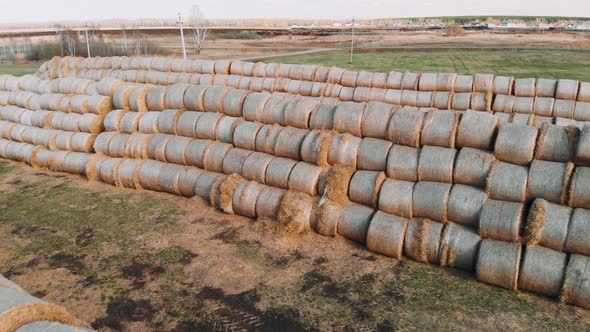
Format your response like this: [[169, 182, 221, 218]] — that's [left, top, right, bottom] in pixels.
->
[[1, 159, 589, 331]]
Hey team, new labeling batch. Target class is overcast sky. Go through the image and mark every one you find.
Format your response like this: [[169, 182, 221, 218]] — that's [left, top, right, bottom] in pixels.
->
[[0, 0, 588, 23]]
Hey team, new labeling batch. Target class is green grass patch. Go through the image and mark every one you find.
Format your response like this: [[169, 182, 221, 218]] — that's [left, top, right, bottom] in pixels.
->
[[272, 50, 590, 81], [0, 63, 40, 76]]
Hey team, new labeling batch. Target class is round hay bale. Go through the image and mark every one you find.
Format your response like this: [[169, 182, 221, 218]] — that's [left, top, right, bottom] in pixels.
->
[[432, 91, 452, 110], [153, 162, 182, 195], [210, 174, 246, 214], [447, 184, 487, 227], [383, 89, 402, 105], [276, 190, 314, 235], [421, 109, 460, 148], [333, 102, 365, 137], [137, 111, 160, 134], [124, 133, 151, 159], [404, 219, 444, 264], [349, 170, 385, 207], [554, 117, 578, 127], [357, 138, 392, 171], [51, 131, 73, 151], [323, 84, 342, 98], [164, 136, 192, 165], [193, 172, 224, 202], [184, 139, 211, 168], [240, 151, 273, 183], [492, 94, 515, 113], [476, 239, 522, 290], [198, 74, 214, 85], [473, 74, 494, 93], [98, 157, 124, 186], [221, 89, 249, 117], [561, 254, 590, 309], [365, 211, 407, 259], [203, 86, 229, 114], [361, 102, 395, 139], [514, 78, 536, 97], [107, 133, 131, 158], [556, 79, 579, 100], [416, 91, 434, 107], [242, 93, 271, 122], [85, 154, 108, 181], [182, 85, 208, 112], [369, 72, 387, 89], [538, 123, 579, 164], [128, 86, 150, 112], [412, 181, 451, 222], [493, 76, 514, 95], [352, 87, 370, 103], [326, 133, 361, 168], [145, 86, 167, 111], [288, 162, 324, 196], [92, 132, 116, 154], [368, 87, 387, 102], [202, 142, 232, 173], [578, 82, 590, 102], [456, 110, 499, 150], [418, 73, 437, 91], [340, 70, 358, 88], [174, 111, 200, 138], [232, 181, 265, 218], [451, 92, 471, 110], [265, 157, 297, 189], [222, 148, 253, 175], [535, 78, 557, 98], [486, 161, 529, 202], [433, 73, 456, 91], [553, 99, 576, 119], [386, 145, 419, 182], [261, 95, 293, 125], [113, 85, 138, 110], [213, 60, 232, 75], [314, 202, 343, 237], [494, 123, 538, 166], [233, 121, 263, 151], [337, 203, 374, 244], [527, 160, 573, 204], [378, 179, 414, 218], [417, 146, 456, 183], [254, 124, 283, 155], [164, 83, 189, 109], [518, 246, 567, 297], [400, 90, 418, 107], [255, 186, 286, 220], [355, 71, 373, 87], [510, 112, 532, 125], [117, 112, 142, 134], [513, 97, 535, 114], [103, 109, 127, 132], [479, 199, 523, 242], [157, 109, 184, 135], [115, 158, 143, 189], [70, 132, 96, 153], [284, 97, 318, 129], [575, 101, 590, 121], [300, 130, 333, 167], [400, 72, 419, 90], [215, 116, 242, 144], [470, 92, 492, 111], [383, 71, 402, 89], [78, 113, 105, 134], [194, 112, 222, 140], [439, 222, 481, 272], [567, 167, 590, 208], [454, 75, 473, 93], [309, 104, 336, 130], [525, 199, 571, 251], [146, 133, 170, 162], [310, 82, 327, 97], [386, 106, 425, 148], [275, 127, 308, 160], [96, 77, 125, 96]]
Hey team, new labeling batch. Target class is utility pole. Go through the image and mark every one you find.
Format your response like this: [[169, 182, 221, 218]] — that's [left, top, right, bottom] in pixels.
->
[[349, 17, 355, 64], [85, 26, 91, 57], [177, 13, 187, 60]]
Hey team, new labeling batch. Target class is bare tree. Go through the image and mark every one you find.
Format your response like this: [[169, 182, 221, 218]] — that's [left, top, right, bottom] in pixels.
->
[[188, 5, 209, 55]]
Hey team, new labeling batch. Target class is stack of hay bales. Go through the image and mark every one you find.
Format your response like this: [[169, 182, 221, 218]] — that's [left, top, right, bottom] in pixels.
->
[[0, 74, 117, 175], [0, 274, 94, 331], [2, 58, 588, 309], [39, 57, 589, 127]]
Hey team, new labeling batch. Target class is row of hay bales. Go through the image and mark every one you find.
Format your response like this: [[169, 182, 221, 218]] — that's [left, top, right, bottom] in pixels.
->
[[40, 56, 590, 102], [36, 61, 590, 122], [1, 63, 589, 309], [0, 274, 94, 331]]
